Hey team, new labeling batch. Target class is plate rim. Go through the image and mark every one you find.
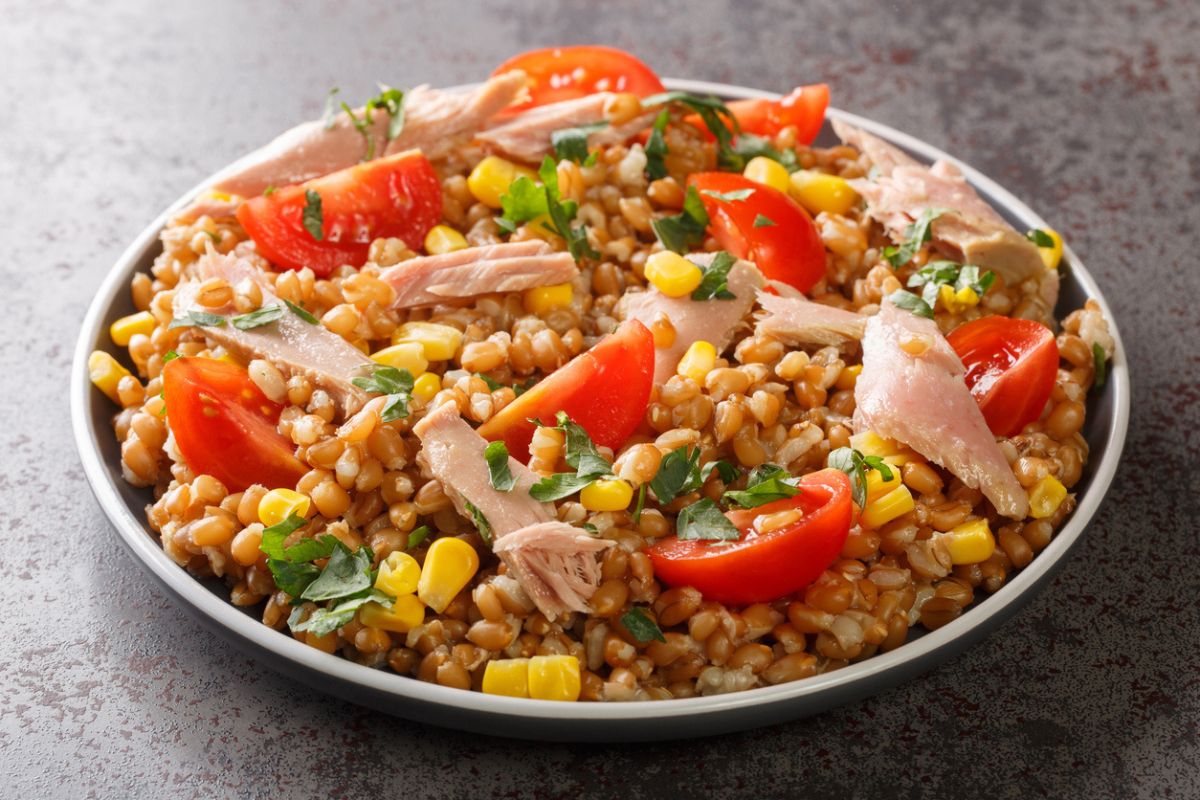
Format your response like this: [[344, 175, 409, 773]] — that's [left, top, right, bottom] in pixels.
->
[[69, 78, 1130, 726]]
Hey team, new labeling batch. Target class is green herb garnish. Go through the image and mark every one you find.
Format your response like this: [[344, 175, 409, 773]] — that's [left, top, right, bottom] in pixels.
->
[[321, 87, 341, 130], [465, 499, 493, 547], [701, 188, 755, 202], [406, 525, 430, 550], [675, 497, 740, 541], [907, 261, 995, 308], [551, 122, 607, 164], [722, 463, 800, 508], [351, 365, 414, 422], [828, 447, 894, 508], [161, 350, 180, 364], [230, 303, 284, 330], [644, 109, 670, 181], [484, 441, 516, 492], [498, 157, 598, 263], [621, 607, 666, 643], [528, 412, 614, 502], [701, 459, 739, 485], [302, 189, 324, 241], [652, 183, 710, 253], [691, 251, 737, 301], [283, 298, 319, 325], [753, 213, 776, 228], [882, 208, 943, 268], [167, 309, 227, 329], [648, 446, 702, 505], [1092, 342, 1108, 389], [1026, 228, 1055, 248], [365, 86, 406, 142], [887, 289, 935, 320], [643, 91, 743, 170]]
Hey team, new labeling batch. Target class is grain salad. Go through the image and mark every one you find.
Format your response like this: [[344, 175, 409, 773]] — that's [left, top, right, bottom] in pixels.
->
[[88, 46, 1115, 703]]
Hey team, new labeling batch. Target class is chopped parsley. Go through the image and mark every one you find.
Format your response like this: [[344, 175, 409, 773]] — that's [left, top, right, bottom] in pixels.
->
[[907, 261, 995, 307], [465, 499, 493, 547], [551, 121, 607, 165], [722, 463, 801, 508], [167, 309, 227, 329], [882, 208, 943, 268], [340, 102, 377, 161], [283, 298, 319, 325], [1092, 342, 1108, 390], [365, 86, 406, 142], [161, 350, 180, 364], [828, 447, 894, 508], [406, 525, 430, 550], [621, 607, 666, 643], [284, 541, 394, 637], [753, 213, 777, 228], [701, 459, 740, 485], [675, 497, 740, 541], [643, 91, 746, 171], [484, 441, 516, 492], [731, 134, 799, 171], [528, 412, 614, 502], [886, 289, 935, 320], [321, 87, 341, 130], [651, 184, 709, 254], [498, 157, 598, 263], [701, 188, 755, 202], [648, 446, 703, 505], [230, 303, 284, 330], [1026, 228, 1055, 248], [644, 109, 670, 180], [302, 189, 324, 241], [351, 365, 414, 422], [691, 251, 737, 301]]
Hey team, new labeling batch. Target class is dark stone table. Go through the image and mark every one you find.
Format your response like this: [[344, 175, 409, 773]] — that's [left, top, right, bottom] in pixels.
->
[[3, 0, 1195, 796]]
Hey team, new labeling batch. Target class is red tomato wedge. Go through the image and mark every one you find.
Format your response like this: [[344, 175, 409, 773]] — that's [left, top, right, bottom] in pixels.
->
[[687, 84, 830, 145], [491, 45, 665, 111], [687, 172, 827, 293], [162, 357, 306, 493], [236, 150, 442, 277], [477, 319, 654, 461], [648, 469, 853, 605], [947, 316, 1059, 437]]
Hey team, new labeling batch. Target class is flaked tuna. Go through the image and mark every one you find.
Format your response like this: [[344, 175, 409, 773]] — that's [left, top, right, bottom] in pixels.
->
[[854, 300, 1029, 519], [380, 240, 579, 309], [618, 253, 763, 384], [476, 92, 657, 163], [492, 522, 614, 619], [756, 291, 867, 348]]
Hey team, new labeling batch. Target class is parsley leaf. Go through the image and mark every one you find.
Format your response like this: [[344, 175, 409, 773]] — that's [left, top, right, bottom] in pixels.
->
[[1026, 228, 1055, 248], [551, 122, 607, 164], [691, 251, 737, 301], [168, 309, 226, 329], [351, 365, 414, 422], [322, 87, 341, 130], [406, 525, 430, 550], [722, 463, 800, 508], [887, 289, 935, 320], [882, 208, 943, 268], [161, 350, 180, 364], [300, 541, 374, 601], [528, 413, 613, 502], [538, 156, 599, 263], [258, 513, 313, 559], [484, 441, 516, 492], [465, 499, 493, 547], [621, 607, 667, 643], [649, 446, 702, 505], [269, 560, 322, 598], [302, 189, 324, 241], [732, 134, 799, 171], [644, 109, 670, 180], [1093, 342, 1108, 389], [529, 472, 595, 502], [651, 184, 710, 253], [701, 188, 755, 202], [289, 589, 393, 637], [753, 213, 776, 228], [643, 91, 743, 170], [230, 303, 284, 330], [283, 298, 319, 324], [907, 261, 995, 308], [828, 447, 894, 508], [633, 483, 647, 524], [701, 459, 739, 485], [497, 175, 548, 233], [340, 101, 377, 161], [365, 86, 405, 141], [676, 498, 740, 541]]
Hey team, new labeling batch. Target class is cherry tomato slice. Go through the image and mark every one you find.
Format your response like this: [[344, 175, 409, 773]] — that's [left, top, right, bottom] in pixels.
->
[[648, 469, 853, 605], [236, 150, 442, 277], [687, 172, 827, 293], [726, 84, 829, 143], [491, 45, 665, 111], [162, 357, 306, 493], [477, 319, 654, 461], [947, 316, 1060, 437]]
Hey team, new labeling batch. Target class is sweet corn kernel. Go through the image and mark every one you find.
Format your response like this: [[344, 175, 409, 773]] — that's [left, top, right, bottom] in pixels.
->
[[677, 340, 717, 383], [525, 213, 560, 242], [258, 488, 311, 526], [523, 283, 574, 315], [1036, 227, 1064, 271], [417, 537, 480, 613], [393, 321, 463, 361], [370, 342, 429, 376], [860, 484, 915, 528], [644, 251, 704, 298], [109, 311, 156, 347], [742, 156, 790, 193], [938, 283, 980, 314], [849, 430, 900, 459], [580, 479, 634, 512], [865, 466, 902, 505], [215, 351, 242, 366], [423, 224, 468, 255], [467, 155, 537, 209], [375, 551, 421, 596], [527, 655, 581, 702], [944, 518, 995, 564], [88, 351, 132, 403], [358, 595, 426, 633], [1028, 474, 1068, 519], [789, 170, 859, 216], [835, 364, 862, 391], [412, 372, 442, 404], [482, 658, 531, 698]]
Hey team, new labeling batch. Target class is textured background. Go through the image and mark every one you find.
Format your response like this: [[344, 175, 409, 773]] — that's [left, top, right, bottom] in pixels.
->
[[2, 0, 1197, 797]]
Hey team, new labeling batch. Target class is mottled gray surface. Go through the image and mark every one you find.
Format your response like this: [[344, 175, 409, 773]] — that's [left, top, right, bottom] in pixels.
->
[[1, 0, 1197, 797]]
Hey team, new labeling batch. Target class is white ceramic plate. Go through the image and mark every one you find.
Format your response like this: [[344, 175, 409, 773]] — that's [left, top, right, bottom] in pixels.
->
[[71, 79, 1129, 742]]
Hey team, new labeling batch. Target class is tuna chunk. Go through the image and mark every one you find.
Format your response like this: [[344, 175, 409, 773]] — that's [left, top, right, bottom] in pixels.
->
[[172, 253, 373, 417], [380, 240, 579, 309], [208, 72, 527, 198], [756, 291, 867, 348], [834, 121, 1047, 293], [476, 92, 657, 163], [854, 300, 1028, 519], [413, 402, 612, 619], [618, 253, 763, 384]]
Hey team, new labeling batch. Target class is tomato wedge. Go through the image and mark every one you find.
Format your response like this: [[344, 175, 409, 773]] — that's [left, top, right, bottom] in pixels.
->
[[648, 469, 853, 605], [947, 316, 1059, 437], [477, 319, 654, 461], [162, 357, 306, 493], [491, 45, 665, 111], [236, 150, 442, 277], [688, 172, 827, 293], [688, 84, 830, 145]]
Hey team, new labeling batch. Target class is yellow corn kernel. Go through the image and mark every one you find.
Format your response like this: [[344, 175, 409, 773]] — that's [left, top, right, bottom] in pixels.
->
[[370, 342, 429, 377], [375, 551, 421, 596], [525, 213, 561, 242], [88, 351, 132, 403], [527, 655, 582, 702], [677, 340, 717, 383], [789, 170, 859, 216], [860, 485, 915, 528], [412, 372, 442, 404], [937, 283, 979, 314], [523, 283, 574, 315], [848, 430, 899, 459], [482, 658, 531, 698], [423, 224, 468, 255], [944, 518, 996, 565], [358, 594, 426, 633], [644, 251, 704, 298], [742, 156, 790, 193], [258, 488, 311, 526], [865, 466, 902, 505], [835, 364, 862, 391], [1028, 475, 1067, 519], [417, 537, 480, 613], [467, 155, 537, 209], [109, 311, 156, 347], [215, 351, 241, 366], [393, 321, 463, 361], [1036, 227, 1064, 271], [580, 479, 634, 512]]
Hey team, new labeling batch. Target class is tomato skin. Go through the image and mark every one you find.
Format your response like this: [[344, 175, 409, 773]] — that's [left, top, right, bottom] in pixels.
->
[[648, 469, 853, 605], [162, 357, 307, 493], [477, 319, 654, 461], [491, 46, 665, 111], [687, 172, 827, 293], [236, 150, 442, 277], [726, 84, 829, 144], [947, 316, 1060, 437]]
